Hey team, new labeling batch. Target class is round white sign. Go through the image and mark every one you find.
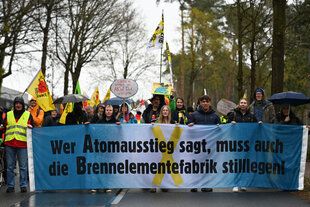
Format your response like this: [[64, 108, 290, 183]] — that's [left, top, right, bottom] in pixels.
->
[[110, 79, 138, 98]]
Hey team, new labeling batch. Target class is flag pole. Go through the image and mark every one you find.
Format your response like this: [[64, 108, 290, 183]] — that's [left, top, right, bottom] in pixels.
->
[[160, 10, 164, 83], [22, 69, 41, 96], [160, 47, 163, 83]]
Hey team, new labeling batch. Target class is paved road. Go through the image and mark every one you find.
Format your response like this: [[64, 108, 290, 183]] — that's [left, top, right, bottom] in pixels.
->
[[1, 162, 310, 206], [1, 186, 310, 207]]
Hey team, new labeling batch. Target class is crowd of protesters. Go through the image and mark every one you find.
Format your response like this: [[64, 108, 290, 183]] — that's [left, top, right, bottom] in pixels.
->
[[0, 88, 304, 194]]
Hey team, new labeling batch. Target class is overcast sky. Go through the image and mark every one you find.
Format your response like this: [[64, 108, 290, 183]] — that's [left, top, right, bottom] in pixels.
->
[[2, 0, 182, 101]]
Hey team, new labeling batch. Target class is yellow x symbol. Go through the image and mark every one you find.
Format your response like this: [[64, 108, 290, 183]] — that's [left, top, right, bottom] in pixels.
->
[[151, 126, 184, 186]]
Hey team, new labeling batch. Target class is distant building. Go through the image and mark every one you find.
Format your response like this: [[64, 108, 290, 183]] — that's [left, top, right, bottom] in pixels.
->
[[0, 86, 28, 112]]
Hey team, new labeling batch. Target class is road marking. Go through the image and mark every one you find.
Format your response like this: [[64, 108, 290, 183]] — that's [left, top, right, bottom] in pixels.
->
[[111, 189, 128, 205]]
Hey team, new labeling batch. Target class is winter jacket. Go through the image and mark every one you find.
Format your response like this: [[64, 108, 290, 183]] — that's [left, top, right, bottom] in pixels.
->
[[28, 103, 44, 127], [142, 104, 160, 123], [4, 109, 34, 148], [171, 106, 188, 124], [249, 101, 275, 123], [97, 116, 117, 124], [142, 96, 175, 123], [43, 115, 60, 126], [275, 112, 302, 125], [188, 107, 220, 125], [65, 111, 87, 125], [228, 108, 257, 123]]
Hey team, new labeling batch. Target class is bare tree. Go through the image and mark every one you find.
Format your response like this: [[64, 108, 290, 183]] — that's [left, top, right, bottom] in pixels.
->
[[32, 0, 62, 76], [91, 4, 157, 84], [53, 0, 131, 95], [0, 0, 37, 92]]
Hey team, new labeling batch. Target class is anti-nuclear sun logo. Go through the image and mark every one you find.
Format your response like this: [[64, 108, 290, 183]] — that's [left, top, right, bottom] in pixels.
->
[[38, 77, 47, 93]]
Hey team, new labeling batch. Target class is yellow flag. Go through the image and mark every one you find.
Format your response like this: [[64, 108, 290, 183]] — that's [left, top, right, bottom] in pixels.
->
[[90, 87, 100, 106], [243, 89, 247, 99], [59, 103, 73, 124], [102, 88, 111, 104], [25, 70, 55, 112], [147, 13, 164, 51], [166, 42, 173, 83]]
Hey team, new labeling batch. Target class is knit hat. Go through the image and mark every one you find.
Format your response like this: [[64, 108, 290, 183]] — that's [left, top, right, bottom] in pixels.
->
[[254, 88, 265, 100]]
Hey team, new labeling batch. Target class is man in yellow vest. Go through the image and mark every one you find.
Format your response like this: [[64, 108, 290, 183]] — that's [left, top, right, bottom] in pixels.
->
[[4, 97, 33, 193]]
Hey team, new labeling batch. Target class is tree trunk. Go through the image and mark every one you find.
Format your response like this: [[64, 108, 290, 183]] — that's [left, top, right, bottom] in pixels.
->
[[237, 0, 243, 99], [64, 67, 69, 95], [180, 5, 185, 99], [41, 4, 53, 76], [250, 1, 256, 103], [271, 0, 286, 95]]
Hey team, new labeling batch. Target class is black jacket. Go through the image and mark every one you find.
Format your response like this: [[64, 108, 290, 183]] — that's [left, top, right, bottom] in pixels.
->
[[188, 107, 220, 125], [97, 116, 117, 124], [65, 111, 87, 125], [228, 108, 257, 123], [275, 112, 302, 125], [43, 115, 59, 126], [171, 106, 188, 124], [142, 104, 161, 123]]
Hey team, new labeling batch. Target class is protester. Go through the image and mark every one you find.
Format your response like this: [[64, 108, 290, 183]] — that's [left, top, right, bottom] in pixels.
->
[[142, 94, 165, 123], [188, 95, 220, 192], [0, 106, 6, 143], [187, 106, 194, 116], [128, 112, 138, 124], [0, 106, 6, 184], [28, 97, 44, 127], [65, 102, 88, 125], [154, 105, 172, 124], [85, 105, 95, 122], [228, 98, 258, 124], [171, 97, 188, 124], [135, 111, 142, 123], [275, 105, 302, 125], [43, 109, 60, 126], [150, 105, 172, 193], [97, 105, 120, 124], [188, 95, 220, 126], [117, 103, 137, 124], [227, 98, 258, 192], [249, 88, 275, 123], [113, 105, 120, 120], [3, 97, 34, 193], [220, 114, 228, 124], [91, 103, 105, 123]]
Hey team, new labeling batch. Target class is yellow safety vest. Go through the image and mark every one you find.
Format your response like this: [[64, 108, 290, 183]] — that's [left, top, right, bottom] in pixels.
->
[[5, 110, 30, 143], [220, 116, 227, 124]]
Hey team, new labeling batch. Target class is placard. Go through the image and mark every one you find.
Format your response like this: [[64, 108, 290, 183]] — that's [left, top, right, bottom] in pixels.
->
[[110, 79, 138, 98]]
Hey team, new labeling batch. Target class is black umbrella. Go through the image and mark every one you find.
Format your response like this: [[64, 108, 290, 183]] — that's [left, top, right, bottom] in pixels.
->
[[53, 94, 89, 104], [268, 91, 310, 106]]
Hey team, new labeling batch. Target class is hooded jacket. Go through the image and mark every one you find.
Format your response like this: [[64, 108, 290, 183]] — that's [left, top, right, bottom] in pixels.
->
[[4, 97, 33, 148], [28, 97, 44, 127]]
